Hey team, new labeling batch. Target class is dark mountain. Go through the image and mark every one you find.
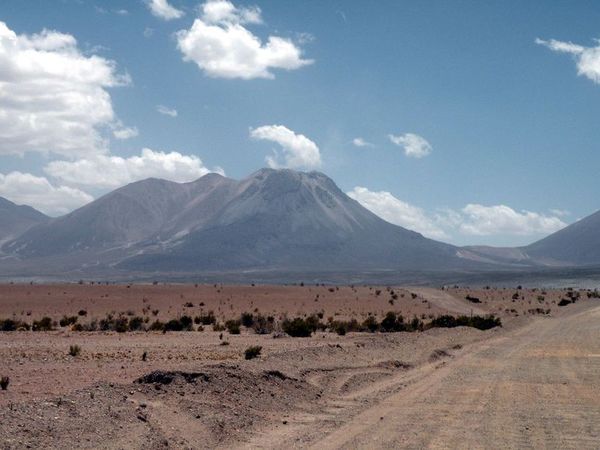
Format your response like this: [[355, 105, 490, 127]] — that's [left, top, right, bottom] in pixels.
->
[[3, 169, 472, 275], [0, 197, 48, 244]]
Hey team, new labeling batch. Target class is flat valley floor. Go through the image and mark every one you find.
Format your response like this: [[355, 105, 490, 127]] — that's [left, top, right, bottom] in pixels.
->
[[1, 283, 599, 449]]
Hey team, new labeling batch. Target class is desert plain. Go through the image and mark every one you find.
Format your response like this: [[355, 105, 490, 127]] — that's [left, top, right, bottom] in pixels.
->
[[1, 282, 599, 449]]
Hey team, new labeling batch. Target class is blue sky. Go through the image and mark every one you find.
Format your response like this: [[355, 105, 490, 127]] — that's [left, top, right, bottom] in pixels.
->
[[0, 0, 599, 246]]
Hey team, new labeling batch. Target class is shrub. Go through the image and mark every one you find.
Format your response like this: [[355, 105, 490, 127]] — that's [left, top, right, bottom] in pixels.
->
[[114, 317, 129, 333], [429, 314, 501, 330], [69, 344, 81, 357], [149, 320, 165, 331], [213, 323, 226, 332], [32, 317, 54, 331], [465, 295, 481, 304], [195, 311, 216, 325], [128, 316, 145, 331], [380, 312, 406, 332], [240, 312, 254, 328], [362, 316, 379, 333], [0, 376, 9, 390], [78, 310, 88, 316], [333, 321, 347, 335], [252, 314, 275, 334], [244, 345, 262, 360], [282, 317, 316, 337], [1, 319, 18, 332], [164, 317, 193, 332], [225, 319, 241, 334], [59, 316, 78, 327]]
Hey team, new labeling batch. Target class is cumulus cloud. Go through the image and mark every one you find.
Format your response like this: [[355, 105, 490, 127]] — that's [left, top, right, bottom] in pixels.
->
[[146, 0, 185, 21], [388, 133, 432, 158], [347, 187, 567, 242], [347, 187, 448, 239], [113, 126, 139, 140], [250, 125, 321, 169], [352, 137, 373, 148], [44, 148, 221, 189], [0, 21, 131, 158], [536, 37, 600, 84], [176, 0, 313, 79], [156, 105, 178, 117], [0, 171, 92, 216], [451, 204, 567, 236]]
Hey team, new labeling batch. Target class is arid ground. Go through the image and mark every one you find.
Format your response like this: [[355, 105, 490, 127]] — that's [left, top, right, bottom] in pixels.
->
[[1, 283, 599, 449]]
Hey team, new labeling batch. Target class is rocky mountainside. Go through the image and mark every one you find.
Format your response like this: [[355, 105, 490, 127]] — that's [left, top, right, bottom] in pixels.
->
[[0, 197, 48, 244], [2, 169, 471, 274]]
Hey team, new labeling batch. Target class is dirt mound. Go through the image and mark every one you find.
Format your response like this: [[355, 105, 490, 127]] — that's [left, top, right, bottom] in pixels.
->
[[0, 364, 320, 449]]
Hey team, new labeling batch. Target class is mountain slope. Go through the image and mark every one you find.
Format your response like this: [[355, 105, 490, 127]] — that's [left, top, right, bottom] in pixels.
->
[[4, 168, 472, 274], [119, 169, 465, 271], [523, 210, 600, 266], [0, 197, 48, 244]]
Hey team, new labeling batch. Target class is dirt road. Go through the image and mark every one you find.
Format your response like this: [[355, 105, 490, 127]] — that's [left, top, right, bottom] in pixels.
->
[[245, 302, 600, 449]]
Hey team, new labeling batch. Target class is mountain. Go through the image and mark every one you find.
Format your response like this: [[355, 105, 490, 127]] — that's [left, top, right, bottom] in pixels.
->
[[0, 197, 48, 244], [4, 174, 236, 258], [523, 211, 600, 266], [460, 210, 600, 268], [2, 169, 472, 275]]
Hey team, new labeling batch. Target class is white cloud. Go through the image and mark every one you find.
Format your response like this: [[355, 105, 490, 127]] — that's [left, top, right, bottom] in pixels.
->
[[146, 0, 185, 21], [176, 0, 313, 79], [536, 37, 600, 84], [201, 0, 262, 25], [347, 187, 448, 240], [143, 27, 154, 38], [347, 187, 567, 242], [250, 125, 321, 169], [352, 137, 373, 148], [156, 105, 178, 117], [0, 21, 130, 158], [453, 204, 567, 236], [388, 133, 432, 158], [113, 126, 139, 140], [0, 171, 92, 216], [44, 148, 222, 189]]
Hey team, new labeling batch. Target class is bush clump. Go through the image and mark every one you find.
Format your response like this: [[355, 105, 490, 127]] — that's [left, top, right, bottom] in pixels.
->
[[164, 316, 193, 332], [252, 314, 275, 335], [69, 344, 81, 357], [194, 311, 216, 325], [281, 315, 322, 337], [244, 345, 262, 360], [59, 316, 78, 327], [0, 376, 9, 390], [225, 319, 241, 334], [428, 314, 501, 330], [32, 317, 54, 331]]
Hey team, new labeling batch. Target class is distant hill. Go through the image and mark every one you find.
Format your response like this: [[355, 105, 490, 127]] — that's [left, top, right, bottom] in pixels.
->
[[0, 197, 48, 244], [523, 210, 600, 266], [461, 210, 600, 268], [2, 169, 474, 275]]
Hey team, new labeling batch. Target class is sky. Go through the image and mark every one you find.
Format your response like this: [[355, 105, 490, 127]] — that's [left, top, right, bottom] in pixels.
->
[[0, 0, 599, 247]]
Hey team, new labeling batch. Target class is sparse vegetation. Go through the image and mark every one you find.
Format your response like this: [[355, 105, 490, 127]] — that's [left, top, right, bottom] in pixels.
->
[[0, 376, 9, 390], [244, 345, 262, 360], [225, 319, 241, 334], [69, 344, 81, 357]]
